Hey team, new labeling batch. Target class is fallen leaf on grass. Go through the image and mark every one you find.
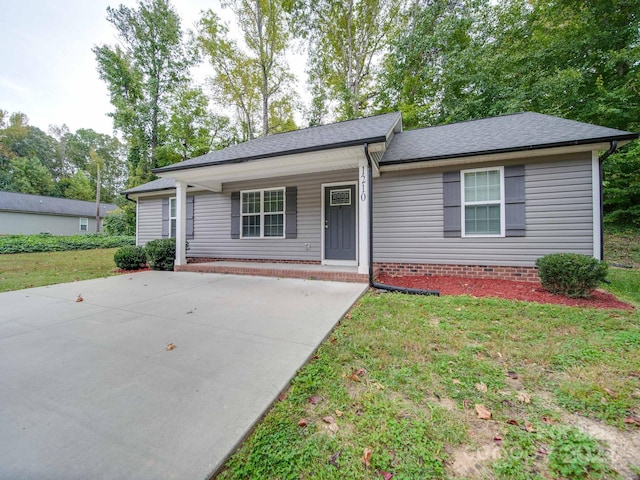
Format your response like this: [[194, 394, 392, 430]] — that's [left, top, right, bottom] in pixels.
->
[[506, 419, 519, 426], [541, 416, 554, 425], [475, 404, 492, 420], [335, 409, 344, 417], [493, 435, 502, 445], [525, 421, 535, 432], [348, 373, 362, 382], [463, 399, 472, 410], [517, 392, 531, 404], [362, 447, 373, 467], [475, 382, 488, 392], [297, 419, 308, 427], [452, 379, 462, 385], [166, 343, 176, 351], [75, 295, 83, 303], [624, 416, 640, 426], [506, 371, 519, 379], [604, 388, 617, 397], [379, 470, 393, 480], [308, 395, 323, 405], [327, 423, 339, 433], [323, 416, 336, 424], [329, 450, 341, 468], [278, 391, 287, 401]]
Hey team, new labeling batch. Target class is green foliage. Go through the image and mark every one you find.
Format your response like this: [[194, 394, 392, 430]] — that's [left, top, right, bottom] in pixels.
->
[[144, 238, 176, 271], [62, 171, 94, 201], [113, 245, 147, 270], [603, 142, 640, 228], [0, 234, 134, 254], [547, 426, 609, 479], [536, 253, 608, 298], [103, 207, 136, 236], [6, 157, 54, 195]]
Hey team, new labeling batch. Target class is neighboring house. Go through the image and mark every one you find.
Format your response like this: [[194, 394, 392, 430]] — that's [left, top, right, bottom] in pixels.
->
[[0, 191, 118, 235], [123, 112, 637, 281]]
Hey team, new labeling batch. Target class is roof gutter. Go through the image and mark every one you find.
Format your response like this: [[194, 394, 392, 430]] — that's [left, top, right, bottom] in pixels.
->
[[363, 143, 439, 296], [152, 136, 389, 174], [598, 140, 618, 261]]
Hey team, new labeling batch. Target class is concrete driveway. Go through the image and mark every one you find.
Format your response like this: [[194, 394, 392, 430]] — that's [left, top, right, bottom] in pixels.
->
[[0, 271, 367, 479]]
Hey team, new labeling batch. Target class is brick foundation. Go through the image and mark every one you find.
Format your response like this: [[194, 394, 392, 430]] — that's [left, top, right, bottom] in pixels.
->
[[375, 262, 539, 283]]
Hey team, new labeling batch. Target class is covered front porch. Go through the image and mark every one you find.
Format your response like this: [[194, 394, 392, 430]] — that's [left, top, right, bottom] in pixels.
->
[[160, 144, 385, 276], [175, 260, 379, 283]]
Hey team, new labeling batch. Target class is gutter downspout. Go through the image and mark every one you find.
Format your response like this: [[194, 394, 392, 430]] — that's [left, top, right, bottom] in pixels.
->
[[598, 141, 618, 261], [364, 143, 439, 296]]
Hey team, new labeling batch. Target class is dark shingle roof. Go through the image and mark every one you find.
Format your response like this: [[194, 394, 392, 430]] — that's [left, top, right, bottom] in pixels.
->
[[381, 112, 637, 165], [153, 112, 402, 173], [122, 178, 176, 195], [0, 191, 118, 217]]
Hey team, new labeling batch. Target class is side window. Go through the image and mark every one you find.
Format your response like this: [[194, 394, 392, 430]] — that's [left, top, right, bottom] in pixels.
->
[[169, 197, 176, 238], [461, 167, 505, 237], [79, 217, 89, 231]]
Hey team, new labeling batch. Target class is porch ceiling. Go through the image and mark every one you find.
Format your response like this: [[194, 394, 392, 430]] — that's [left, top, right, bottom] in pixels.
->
[[156, 144, 384, 192]]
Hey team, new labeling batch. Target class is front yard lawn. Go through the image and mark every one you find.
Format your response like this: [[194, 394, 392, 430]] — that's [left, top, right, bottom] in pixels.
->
[[0, 248, 119, 293], [217, 293, 640, 479]]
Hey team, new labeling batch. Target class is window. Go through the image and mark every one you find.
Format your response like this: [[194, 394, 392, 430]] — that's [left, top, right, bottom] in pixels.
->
[[461, 167, 505, 236], [241, 188, 285, 238], [79, 217, 88, 231], [169, 198, 177, 238]]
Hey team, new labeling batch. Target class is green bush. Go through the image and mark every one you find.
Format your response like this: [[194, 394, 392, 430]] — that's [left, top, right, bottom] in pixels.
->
[[103, 208, 135, 236], [536, 253, 608, 298], [113, 245, 147, 270], [145, 238, 176, 271], [0, 233, 135, 254]]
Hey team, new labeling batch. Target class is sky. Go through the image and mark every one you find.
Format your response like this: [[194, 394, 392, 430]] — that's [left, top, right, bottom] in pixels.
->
[[0, 0, 307, 137]]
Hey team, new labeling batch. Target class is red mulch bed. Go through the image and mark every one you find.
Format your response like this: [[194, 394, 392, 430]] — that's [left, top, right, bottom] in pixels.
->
[[376, 274, 633, 310]]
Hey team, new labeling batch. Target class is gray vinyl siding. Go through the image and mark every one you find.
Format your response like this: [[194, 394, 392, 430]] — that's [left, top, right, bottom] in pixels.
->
[[137, 197, 163, 246], [0, 211, 100, 235], [187, 170, 357, 260], [372, 154, 594, 267]]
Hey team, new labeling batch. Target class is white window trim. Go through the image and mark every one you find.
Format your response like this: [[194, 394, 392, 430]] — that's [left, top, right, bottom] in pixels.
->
[[461, 166, 506, 238], [240, 187, 286, 239], [79, 217, 89, 231], [169, 197, 176, 238]]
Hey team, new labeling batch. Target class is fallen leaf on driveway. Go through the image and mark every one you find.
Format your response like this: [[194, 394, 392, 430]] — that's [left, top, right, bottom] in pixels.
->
[[362, 447, 373, 467], [166, 343, 176, 351], [475, 404, 492, 420], [75, 295, 83, 302]]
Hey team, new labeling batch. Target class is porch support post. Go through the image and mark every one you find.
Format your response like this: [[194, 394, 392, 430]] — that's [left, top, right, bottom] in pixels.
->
[[175, 180, 187, 266], [358, 159, 370, 274]]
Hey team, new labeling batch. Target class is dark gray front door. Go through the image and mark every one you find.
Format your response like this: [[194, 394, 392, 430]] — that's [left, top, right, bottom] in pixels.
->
[[324, 185, 356, 261]]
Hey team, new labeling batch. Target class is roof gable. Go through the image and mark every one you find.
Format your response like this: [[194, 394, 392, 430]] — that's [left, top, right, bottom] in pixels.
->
[[0, 191, 118, 217]]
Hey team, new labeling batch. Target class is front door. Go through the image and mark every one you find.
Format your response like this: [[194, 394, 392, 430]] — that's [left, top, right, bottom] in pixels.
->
[[324, 185, 356, 261]]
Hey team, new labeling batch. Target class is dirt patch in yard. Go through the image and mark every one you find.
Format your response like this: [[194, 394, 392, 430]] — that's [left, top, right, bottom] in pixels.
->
[[376, 274, 633, 310]]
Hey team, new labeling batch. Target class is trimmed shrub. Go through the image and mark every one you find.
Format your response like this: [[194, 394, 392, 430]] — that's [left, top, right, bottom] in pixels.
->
[[145, 238, 176, 271], [114, 245, 147, 270], [536, 253, 608, 298]]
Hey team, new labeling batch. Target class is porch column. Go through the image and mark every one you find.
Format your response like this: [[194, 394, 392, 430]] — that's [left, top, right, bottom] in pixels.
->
[[175, 180, 187, 266], [357, 160, 370, 274]]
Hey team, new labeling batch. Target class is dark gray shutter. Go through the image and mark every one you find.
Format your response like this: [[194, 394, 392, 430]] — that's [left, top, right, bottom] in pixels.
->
[[161, 197, 170, 238], [230, 191, 240, 239], [186, 195, 195, 240], [285, 186, 297, 239], [443, 171, 461, 238], [504, 165, 526, 237]]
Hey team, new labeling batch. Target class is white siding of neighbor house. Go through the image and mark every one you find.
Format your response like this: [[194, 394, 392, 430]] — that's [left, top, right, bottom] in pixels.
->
[[136, 170, 357, 259], [0, 211, 100, 235], [372, 153, 594, 267], [137, 197, 163, 246]]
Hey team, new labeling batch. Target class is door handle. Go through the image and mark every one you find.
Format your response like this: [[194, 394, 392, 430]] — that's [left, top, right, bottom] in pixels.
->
[[324, 220, 329, 229]]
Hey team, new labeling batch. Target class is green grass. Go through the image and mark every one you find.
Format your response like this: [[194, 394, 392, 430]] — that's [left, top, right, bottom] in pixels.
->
[[604, 267, 640, 306], [0, 248, 120, 292], [217, 294, 639, 479], [604, 226, 640, 268]]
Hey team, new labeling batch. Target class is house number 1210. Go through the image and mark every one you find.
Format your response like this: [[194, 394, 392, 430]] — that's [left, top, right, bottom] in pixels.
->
[[360, 166, 367, 201]]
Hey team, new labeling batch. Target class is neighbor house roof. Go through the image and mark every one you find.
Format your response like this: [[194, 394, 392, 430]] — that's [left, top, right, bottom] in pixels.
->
[[381, 112, 637, 165], [0, 191, 118, 217], [153, 112, 403, 173]]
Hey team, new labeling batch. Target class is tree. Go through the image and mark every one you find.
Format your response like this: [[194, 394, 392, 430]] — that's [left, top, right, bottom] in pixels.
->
[[63, 171, 94, 201], [93, 0, 192, 184], [197, 2, 297, 139], [6, 157, 54, 195], [288, 0, 404, 121]]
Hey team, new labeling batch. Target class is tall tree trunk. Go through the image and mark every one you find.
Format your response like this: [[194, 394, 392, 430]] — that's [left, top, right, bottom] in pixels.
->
[[95, 164, 101, 233]]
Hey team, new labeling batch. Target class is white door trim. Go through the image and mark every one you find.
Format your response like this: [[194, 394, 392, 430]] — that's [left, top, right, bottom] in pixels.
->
[[321, 181, 358, 266]]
